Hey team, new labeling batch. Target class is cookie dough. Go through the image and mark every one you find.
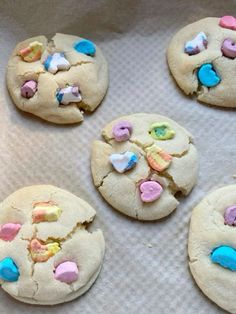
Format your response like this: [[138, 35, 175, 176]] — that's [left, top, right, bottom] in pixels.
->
[[91, 113, 198, 220], [0, 185, 105, 305], [188, 185, 236, 313], [167, 16, 236, 108], [7, 33, 109, 124]]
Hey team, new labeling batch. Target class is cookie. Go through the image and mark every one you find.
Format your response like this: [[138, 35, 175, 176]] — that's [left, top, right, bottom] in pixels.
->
[[91, 113, 198, 220], [188, 185, 236, 313], [0, 185, 105, 305], [167, 16, 236, 108], [7, 33, 108, 124]]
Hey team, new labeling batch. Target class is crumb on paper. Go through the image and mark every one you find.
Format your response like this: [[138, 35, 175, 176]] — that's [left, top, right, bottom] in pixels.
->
[[143, 242, 153, 248]]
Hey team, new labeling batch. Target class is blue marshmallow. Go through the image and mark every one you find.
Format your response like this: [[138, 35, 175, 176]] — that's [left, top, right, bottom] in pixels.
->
[[211, 246, 236, 271], [0, 257, 20, 281], [73, 39, 96, 56], [197, 63, 221, 88]]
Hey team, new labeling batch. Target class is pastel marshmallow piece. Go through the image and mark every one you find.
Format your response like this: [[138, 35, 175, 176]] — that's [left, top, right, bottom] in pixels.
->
[[29, 239, 60, 262], [224, 205, 236, 225], [112, 121, 133, 142], [197, 63, 221, 87], [221, 38, 236, 59], [47, 243, 60, 255], [149, 122, 175, 140], [73, 39, 96, 56], [56, 86, 82, 105], [184, 32, 207, 55], [54, 261, 79, 283], [32, 202, 61, 223], [0, 257, 20, 282], [109, 151, 138, 173], [21, 80, 38, 98], [139, 181, 163, 202], [44, 52, 70, 74], [219, 16, 236, 30], [18, 41, 43, 62], [211, 246, 236, 271], [0, 223, 21, 241], [146, 145, 172, 172]]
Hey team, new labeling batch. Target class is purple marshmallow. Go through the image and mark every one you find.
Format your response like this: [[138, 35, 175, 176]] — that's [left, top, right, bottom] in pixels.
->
[[112, 121, 133, 142], [21, 80, 37, 98], [224, 205, 236, 226]]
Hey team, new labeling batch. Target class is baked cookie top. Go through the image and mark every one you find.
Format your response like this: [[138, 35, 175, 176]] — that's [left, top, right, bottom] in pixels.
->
[[167, 16, 236, 108], [0, 185, 105, 305], [189, 185, 236, 313], [91, 113, 198, 220], [7, 33, 108, 124]]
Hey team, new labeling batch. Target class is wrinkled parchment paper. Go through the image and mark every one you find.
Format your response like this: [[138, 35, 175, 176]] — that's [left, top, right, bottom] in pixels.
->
[[0, 1, 235, 313]]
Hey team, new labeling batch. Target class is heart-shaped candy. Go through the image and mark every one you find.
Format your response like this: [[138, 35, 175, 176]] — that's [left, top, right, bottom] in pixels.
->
[[211, 246, 236, 271], [224, 205, 236, 226], [219, 16, 236, 30], [0, 257, 19, 281], [54, 261, 79, 283], [197, 63, 221, 87], [112, 121, 133, 142], [73, 39, 96, 56], [29, 239, 60, 262], [146, 145, 172, 172], [0, 223, 21, 241], [221, 38, 236, 59], [149, 122, 175, 140], [44, 52, 70, 74], [56, 86, 82, 105], [109, 151, 138, 173], [139, 181, 163, 202], [184, 32, 207, 55]]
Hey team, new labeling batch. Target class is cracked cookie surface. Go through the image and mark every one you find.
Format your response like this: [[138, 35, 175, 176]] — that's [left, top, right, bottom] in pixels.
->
[[0, 185, 105, 305], [91, 113, 198, 220], [188, 185, 236, 314], [7, 33, 109, 124], [167, 17, 236, 108]]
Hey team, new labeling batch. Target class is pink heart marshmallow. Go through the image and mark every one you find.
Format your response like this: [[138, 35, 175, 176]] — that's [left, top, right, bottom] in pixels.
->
[[54, 261, 79, 283], [139, 181, 163, 203], [219, 16, 236, 30], [0, 223, 21, 241]]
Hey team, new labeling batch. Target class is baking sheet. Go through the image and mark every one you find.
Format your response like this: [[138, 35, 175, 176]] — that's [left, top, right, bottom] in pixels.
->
[[0, 0, 235, 313]]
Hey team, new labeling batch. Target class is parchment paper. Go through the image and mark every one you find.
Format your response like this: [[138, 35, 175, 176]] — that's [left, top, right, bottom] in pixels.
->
[[0, 0, 235, 313]]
